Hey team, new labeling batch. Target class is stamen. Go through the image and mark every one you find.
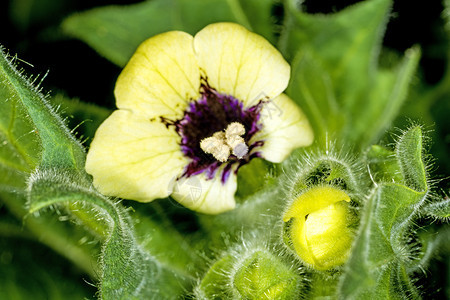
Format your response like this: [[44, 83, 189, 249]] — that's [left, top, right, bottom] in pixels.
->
[[176, 85, 265, 180], [200, 122, 249, 162], [213, 131, 226, 141], [200, 136, 231, 162], [226, 122, 248, 159], [226, 135, 244, 148], [214, 144, 231, 162], [225, 122, 245, 138]]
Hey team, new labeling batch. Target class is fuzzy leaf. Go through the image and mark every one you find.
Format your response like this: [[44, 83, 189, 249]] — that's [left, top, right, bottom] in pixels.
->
[[0, 47, 86, 173], [51, 94, 111, 146], [287, 149, 366, 201], [0, 48, 101, 277], [196, 254, 235, 298], [0, 47, 193, 298], [366, 145, 403, 183], [28, 169, 192, 299], [422, 197, 450, 220], [338, 127, 428, 298], [0, 51, 40, 191], [396, 126, 427, 192]]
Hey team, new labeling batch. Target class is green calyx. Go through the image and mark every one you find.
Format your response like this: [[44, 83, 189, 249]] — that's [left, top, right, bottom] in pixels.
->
[[196, 247, 303, 299]]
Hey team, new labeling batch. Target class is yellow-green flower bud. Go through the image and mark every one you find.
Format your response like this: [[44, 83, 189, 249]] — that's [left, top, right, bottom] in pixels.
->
[[283, 185, 354, 270], [233, 251, 300, 299], [195, 248, 303, 299]]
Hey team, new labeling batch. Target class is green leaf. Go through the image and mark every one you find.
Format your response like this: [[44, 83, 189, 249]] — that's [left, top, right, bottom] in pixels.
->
[[62, 0, 280, 67], [396, 126, 428, 192], [199, 181, 284, 248], [131, 204, 205, 280], [1, 47, 195, 298], [338, 126, 429, 298], [235, 158, 276, 199], [28, 169, 193, 299], [9, 0, 66, 32], [0, 189, 100, 278], [287, 50, 342, 145], [338, 185, 422, 298], [0, 48, 100, 277], [62, 0, 239, 67], [196, 254, 235, 298], [409, 228, 450, 273], [422, 197, 450, 220], [0, 47, 86, 172], [284, 0, 420, 148], [51, 94, 111, 146], [366, 145, 403, 183], [396, 0, 450, 176], [348, 47, 420, 146], [0, 54, 41, 191], [282, 0, 391, 84], [232, 250, 300, 299], [288, 148, 366, 201]]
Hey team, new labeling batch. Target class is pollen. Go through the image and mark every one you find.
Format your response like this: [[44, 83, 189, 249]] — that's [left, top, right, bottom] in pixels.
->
[[226, 122, 245, 137], [200, 122, 249, 161], [200, 136, 230, 162]]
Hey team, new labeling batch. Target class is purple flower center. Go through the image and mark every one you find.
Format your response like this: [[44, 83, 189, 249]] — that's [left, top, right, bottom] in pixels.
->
[[162, 83, 265, 183]]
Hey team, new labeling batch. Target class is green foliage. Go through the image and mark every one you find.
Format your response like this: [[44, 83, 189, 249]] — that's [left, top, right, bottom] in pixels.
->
[[285, 0, 420, 149], [62, 0, 277, 67], [0, 50, 41, 187], [0, 47, 100, 297], [0, 236, 95, 300], [9, 0, 67, 32], [28, 169, 192, 299], [422, 197, 450, 220], [0, 47, 195, 299], [0, 47, 85, 171], [195, 241, 304, 299], [338, 127, 429, 299], [51, 94, 111, 146], [0, 0, 449, 299]]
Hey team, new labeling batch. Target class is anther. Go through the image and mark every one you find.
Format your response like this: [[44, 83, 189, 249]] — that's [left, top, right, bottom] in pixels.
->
[[225, 122, 245, 139], [200, 136, 230, 162], [200, 122, 248, 162]]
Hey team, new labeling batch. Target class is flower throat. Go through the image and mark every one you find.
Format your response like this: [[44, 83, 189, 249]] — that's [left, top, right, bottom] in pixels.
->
[[161, 83, 265, 183]]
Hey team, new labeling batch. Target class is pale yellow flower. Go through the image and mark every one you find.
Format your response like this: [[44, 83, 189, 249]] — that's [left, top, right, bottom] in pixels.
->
[[86, 23, 313, 214]]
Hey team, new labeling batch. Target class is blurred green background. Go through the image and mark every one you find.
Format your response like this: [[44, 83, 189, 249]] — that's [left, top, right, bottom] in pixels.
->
[[0, 0, 447, 107], [0, 0, 448, 299]]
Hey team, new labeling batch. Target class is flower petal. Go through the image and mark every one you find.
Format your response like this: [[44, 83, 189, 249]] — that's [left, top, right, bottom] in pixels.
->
[[255, 93, 313, 163], [86, 110, 188, 201], [193, 23, 290, 106], [115, 31, 200, 119], [171, 171, 237, 214]]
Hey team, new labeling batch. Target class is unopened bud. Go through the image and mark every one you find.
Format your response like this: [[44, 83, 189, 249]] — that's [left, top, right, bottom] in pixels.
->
[[283, 185, 354, 270]]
